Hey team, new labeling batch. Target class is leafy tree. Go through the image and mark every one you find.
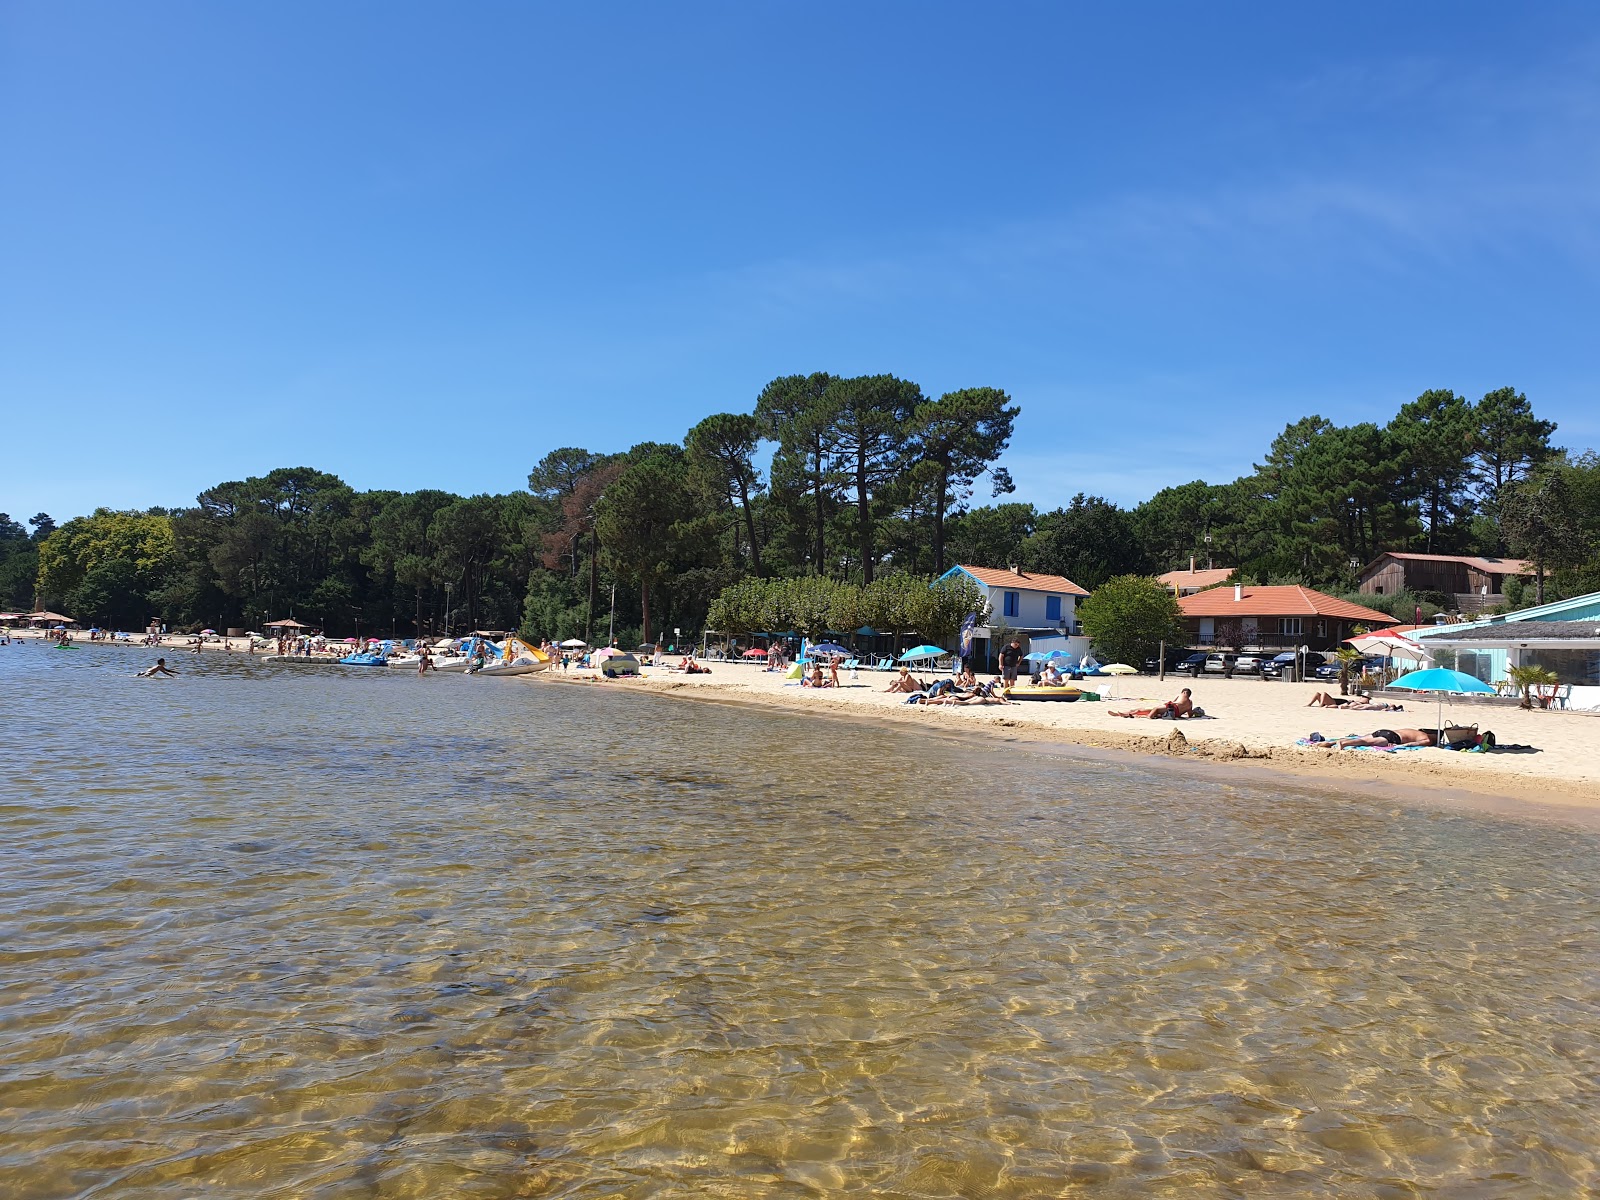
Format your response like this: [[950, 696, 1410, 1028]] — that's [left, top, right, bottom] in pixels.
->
[[1388, 390, 1476, 553], [365, 489, 457, 635], [945, 502, 1037, 570], [828, 374, 921, 583], [0, 513, 38, 610], [29, 513, 56, 541], [915, 571, 989, 644], [595, 449, 701, 643], [35, 509, 175, 612], [1470, 387, 1557, 518], [859, 571, 928, 649], [430, 495, 505, 633], [1022, 495, 1145, 590], [908, 386, 1018, 573], [1077, 575, 1184, 667], [1500, 466, 1588, 605], [686, 412, 766, 576], [72, 558, 147, 629], [757, 372, 840, 575]]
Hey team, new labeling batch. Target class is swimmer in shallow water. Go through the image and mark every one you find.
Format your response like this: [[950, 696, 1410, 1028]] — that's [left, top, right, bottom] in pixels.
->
[[137, 658, 178, 677]]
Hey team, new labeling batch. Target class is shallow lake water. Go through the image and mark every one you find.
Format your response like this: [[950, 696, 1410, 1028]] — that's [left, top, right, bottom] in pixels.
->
[[2, 642, 1598, 1198]]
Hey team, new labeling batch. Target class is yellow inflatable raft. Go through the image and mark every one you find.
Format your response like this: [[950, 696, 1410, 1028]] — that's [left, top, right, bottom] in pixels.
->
[[1004, 685, 1083, 701]]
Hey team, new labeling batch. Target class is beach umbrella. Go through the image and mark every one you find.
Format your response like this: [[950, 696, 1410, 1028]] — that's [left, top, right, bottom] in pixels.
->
[[593, 647, 624, 661], [899, 644, 948, 661], [558, 638, 588, 649], [856, 626, 878, 636], [201, 628, 216, 635], [741, 647, 769, 659], [1023, 651, 1049, 662], [810, 642, 850, 656], [1388, 667, 1496, 735], [1349, 633, 1431, 662], [1100, 663, 1138, 674]]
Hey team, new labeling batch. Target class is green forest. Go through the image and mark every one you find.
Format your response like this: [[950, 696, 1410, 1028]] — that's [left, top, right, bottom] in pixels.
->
[[3, 377, 1597, 643]]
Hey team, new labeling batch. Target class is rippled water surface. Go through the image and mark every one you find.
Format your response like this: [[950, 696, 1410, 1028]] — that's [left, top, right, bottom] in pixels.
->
[[3, 643, 1599, 1198]]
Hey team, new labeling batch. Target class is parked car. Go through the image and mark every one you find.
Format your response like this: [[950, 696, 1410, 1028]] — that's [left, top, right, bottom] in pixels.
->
[[1262, 651, 1329, 679], [1143, 648, 1192, 673], [1313, 655, 1383, 681], [1173, 652, 1210, 676], [1232, 654, 1267, 675], [1203, 653, 1237, 674]]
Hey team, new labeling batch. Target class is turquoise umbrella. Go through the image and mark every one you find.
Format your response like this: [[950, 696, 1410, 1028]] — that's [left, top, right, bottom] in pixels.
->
[[1388, 668, 1496, 736], [899, 644, 948, 661]]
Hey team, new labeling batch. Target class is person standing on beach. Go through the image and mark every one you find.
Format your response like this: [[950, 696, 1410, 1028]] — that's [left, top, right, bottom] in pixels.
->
[[999, 640, 1024, 687]]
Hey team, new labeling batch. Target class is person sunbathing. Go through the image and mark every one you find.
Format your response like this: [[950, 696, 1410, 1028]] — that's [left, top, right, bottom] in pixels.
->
[[1306, 691, 1401, 711], [1310, 728, 1437, 749], [885, 667, 922, 693], [1111, 688, 1195, 719]]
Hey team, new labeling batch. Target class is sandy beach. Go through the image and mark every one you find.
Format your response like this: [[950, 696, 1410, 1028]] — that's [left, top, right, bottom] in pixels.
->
[[14, 627, 1596, 814], [534, 658, 1600, 815]]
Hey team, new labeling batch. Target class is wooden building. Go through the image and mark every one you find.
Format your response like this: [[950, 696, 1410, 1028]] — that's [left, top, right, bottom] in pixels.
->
[[1358, 553, 1528, 612]]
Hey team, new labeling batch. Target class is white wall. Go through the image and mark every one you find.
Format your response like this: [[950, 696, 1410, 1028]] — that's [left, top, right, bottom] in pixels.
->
[[975, 583, 1079, 633]]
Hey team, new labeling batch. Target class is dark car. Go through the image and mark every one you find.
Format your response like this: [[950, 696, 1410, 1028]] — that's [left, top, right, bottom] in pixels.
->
[[1143, 648, 1192, 674], [1262, 651, 1328, 679], [1172, 652, 1210, 676], [1313, 655, 1383, 681]]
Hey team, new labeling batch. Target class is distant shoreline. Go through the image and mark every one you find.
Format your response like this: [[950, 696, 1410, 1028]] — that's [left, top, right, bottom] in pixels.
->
[[526, 662, 1600, 825]]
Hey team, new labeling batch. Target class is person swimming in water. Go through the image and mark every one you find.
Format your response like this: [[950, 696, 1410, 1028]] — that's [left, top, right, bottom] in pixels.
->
[[138, 658, 178, 677]]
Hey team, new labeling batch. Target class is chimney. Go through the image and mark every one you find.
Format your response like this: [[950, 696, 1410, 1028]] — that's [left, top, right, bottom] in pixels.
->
[[1234, 584, 1243, 602], [1189, 555, 1196, 573], [1012, 564, 1022, 575]]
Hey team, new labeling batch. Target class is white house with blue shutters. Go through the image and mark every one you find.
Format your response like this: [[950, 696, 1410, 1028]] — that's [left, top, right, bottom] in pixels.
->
[[938, 564, 1094, 669]]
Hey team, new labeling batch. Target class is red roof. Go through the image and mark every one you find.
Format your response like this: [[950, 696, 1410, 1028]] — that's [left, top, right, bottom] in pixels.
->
[[955, 564, 1089, 597], [1156, 567, 1234, 590], [1365, 552, 1529, 575], [1178, 585, 1392, 622]]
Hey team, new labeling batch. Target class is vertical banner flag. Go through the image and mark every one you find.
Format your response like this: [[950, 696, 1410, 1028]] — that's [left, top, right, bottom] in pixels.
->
[[960, 613, 976, 659]]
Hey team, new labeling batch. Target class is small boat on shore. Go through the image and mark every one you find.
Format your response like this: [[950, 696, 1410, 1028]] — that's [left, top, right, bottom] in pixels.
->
[[473, 636, 553, 677], [1005, 685, 1084, 702]]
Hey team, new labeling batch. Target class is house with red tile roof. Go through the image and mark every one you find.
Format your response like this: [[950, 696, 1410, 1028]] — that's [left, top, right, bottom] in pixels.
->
[[1178, 584, 1392, 651], [1156, 563, 1235, 596]]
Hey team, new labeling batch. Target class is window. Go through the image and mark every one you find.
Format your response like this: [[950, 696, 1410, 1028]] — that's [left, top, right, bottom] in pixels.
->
[[1003, 590, 1019, 618], [1526, 649, 1600, 687], [1455, 650, 1497, 684], [1278, 618, 1302, 636], [1045, 595, 1062, 622]]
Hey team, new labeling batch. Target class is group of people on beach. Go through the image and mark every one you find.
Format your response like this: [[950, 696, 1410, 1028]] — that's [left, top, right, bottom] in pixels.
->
[[885, 665, 1011, 705]]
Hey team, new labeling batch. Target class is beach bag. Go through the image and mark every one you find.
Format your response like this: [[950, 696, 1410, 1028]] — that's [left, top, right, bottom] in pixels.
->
[[1441, 724, 1479, 748]]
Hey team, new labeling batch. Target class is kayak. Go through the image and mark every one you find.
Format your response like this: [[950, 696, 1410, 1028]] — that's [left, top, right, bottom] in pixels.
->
[[1005, 686, 1083, 701]]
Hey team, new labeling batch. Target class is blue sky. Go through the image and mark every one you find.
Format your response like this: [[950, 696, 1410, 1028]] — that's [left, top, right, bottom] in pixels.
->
[[4, 3, 1598, 523]]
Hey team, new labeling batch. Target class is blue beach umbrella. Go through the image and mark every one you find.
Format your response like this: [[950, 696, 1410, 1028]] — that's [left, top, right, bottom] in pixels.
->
[[810, 642, 850, 657], [899, 644, 948, 661], [1388, 667, 1496, 736], [1387, 668, 1496, 694]]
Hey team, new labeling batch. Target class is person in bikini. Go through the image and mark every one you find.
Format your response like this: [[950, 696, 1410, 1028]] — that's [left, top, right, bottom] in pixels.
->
[[1111, 688, 1195, 719], [1306, 691, 1401, 711]]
